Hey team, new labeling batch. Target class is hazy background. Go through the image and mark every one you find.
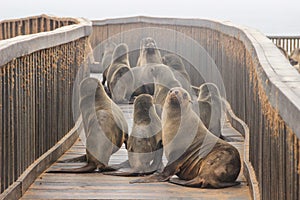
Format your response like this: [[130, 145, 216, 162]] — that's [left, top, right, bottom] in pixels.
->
[[0, 0, 299, 36]]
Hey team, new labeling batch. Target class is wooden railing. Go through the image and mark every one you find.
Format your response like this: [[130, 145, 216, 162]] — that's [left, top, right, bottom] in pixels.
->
[[0, 14, 77, 40], [268, 35, 300, 55], [0, 15, 92, 198], [91, 16, 300, 200]]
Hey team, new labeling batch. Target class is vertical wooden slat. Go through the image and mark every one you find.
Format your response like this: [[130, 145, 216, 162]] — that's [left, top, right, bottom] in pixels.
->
[[15, 58, 20, 179], [10, 22, 15, 38], [7, 64, 13, 188], [3, 22, 7, 39], [2, 67, 7, 191], [11, 61, 16, 184], [0, 67, 3, 192]]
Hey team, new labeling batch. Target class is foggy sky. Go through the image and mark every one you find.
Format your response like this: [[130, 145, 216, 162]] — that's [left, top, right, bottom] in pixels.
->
[[1, 0, 299, 36]]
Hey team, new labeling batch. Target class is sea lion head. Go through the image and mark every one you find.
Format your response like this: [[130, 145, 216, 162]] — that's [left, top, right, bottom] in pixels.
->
[[80, 77, 100, 97], [165, 87, 191, 110], [80, 77, 107, 102], [141, 37, 157, 54], [134, 94, 153, 111], [112, 43, 129, 63], [289, 48, 300, 66], [133, 94, 154, 124], [198, 83, 220, 100], [162, 54, 183, 71]]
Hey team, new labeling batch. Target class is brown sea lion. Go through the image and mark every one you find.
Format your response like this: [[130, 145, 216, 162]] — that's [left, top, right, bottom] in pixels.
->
[[104, 94, 163, 176], [162, 54, 191, 83], [136, 37, 162, 67], [131, 87, 241, 188], [289, 48, 300, 72], [48, 77, 128, 172], [197, 83, 223, 138], [134, 37, 163, 96], [101, 41, 117, 85], [148, 64, 181, 116], [106, 43, 134, 103]]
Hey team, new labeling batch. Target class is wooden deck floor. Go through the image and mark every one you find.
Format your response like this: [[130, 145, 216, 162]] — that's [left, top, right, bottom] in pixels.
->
[[21, 103, 251, 200]]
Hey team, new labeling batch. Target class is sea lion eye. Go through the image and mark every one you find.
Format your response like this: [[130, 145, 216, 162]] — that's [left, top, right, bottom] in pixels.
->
[[183, 93, 188, 99], [169, 90, 173, 93]]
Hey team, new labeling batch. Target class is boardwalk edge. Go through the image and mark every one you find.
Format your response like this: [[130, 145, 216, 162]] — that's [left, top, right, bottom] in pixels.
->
[[0, 117, 82, 200]]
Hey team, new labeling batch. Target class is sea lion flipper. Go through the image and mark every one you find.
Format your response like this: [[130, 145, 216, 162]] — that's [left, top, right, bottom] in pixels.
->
[[103, 168, 149, 176], [104, 169, 158, 177], [57, 154, 87, 163], [169, 177, 241, 188], [103, 168, 134, 176], [169, 177, 207, 187], [211, 181, 241, 188], [46, 162, 96, 173], [130, 172, 171, 184]]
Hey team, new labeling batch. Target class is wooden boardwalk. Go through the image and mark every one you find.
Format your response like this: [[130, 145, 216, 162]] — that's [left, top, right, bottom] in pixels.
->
[[21, 103, 251, 200]]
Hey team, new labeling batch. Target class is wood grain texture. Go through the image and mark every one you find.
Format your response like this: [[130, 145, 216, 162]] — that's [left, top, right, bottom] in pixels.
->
[[21, 103, 250, 200]]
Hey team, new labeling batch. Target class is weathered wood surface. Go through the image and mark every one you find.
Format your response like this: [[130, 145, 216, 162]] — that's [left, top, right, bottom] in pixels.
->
[[21, 103, 250, 200]]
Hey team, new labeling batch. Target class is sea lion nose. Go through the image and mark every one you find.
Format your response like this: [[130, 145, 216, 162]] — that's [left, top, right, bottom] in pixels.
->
[[169, 89, 179, 95], [290, 58, 298, 66]]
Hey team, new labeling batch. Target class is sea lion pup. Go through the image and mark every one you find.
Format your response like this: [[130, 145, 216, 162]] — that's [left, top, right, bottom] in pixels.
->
[[162, 54, 191, 83], [131, 87, 241, 188], [104, 94, 163, 176], [49, 77, 128, 172], [136, 37, 162, 67], [106, 43, 134, 103], [101, 41, 116, 85], [197, 83, 223, 138], [289, 48, 300, 72]]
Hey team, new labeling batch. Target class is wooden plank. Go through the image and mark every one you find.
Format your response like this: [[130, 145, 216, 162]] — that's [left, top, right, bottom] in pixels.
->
[[21, 98, 250, 200]]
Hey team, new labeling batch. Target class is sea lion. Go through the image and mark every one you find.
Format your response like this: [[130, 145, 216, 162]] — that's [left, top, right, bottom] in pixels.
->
[[101, 41, 117, 85], [197, 83, 223, 138], [162, 54, 191, 83], [131, 87, 241, 188], [161, 54, 193, 96], [106, 43, 134, 103], [148, 64, 181, 116], [134, 37, 163, 95], [136, 37, 162, 67], [48, 77, 128, 172], [104, 94, 163, 176], [289, 48, 300, 72]]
